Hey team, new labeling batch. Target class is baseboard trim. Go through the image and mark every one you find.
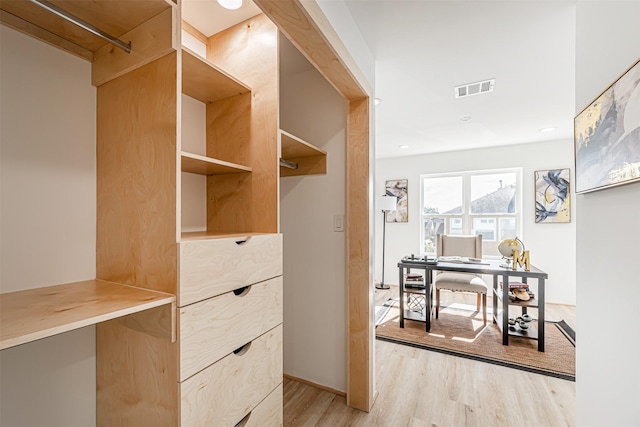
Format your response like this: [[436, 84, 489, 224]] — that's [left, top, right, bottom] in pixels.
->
[[283, 374, 346, 397]]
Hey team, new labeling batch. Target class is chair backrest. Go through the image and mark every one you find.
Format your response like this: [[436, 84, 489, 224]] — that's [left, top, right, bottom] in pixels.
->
[[436, 234, 483, 258]]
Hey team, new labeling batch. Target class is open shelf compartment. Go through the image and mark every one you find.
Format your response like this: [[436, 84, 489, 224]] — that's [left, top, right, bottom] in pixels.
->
[[181, 47, 251, 104], [1, 279, 176, 350], [280, 129, 327, 177], [181, 151, 251, 175]]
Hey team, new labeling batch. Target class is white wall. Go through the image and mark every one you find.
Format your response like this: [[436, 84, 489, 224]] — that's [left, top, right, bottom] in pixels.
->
[[0, 26, 96, 426], [575, 2, 640, 426], [376, 139, 577, 305], [280, 43, 348, 391]]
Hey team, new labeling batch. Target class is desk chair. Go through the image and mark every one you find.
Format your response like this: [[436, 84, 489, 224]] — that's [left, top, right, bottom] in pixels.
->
[[435, 234, 488, 324]]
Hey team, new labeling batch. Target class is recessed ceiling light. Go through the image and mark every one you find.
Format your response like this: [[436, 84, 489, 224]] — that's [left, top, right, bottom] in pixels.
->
[[217, 0, 242, 10], [460, 116, 471, 122], [398, 145, 409, 149], [375, 98, 382, 105], [539, 127, 557, 133]]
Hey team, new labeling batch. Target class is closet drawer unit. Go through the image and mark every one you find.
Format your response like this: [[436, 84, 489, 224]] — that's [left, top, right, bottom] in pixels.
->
[[178, 276, 283, 381], [241, 383, 283, 427], [179, 234, 283, 306], [180, 325, 283, 427]]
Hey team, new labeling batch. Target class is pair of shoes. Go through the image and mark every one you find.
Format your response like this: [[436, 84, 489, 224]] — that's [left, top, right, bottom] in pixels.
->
[[513, 288, 530, 301]]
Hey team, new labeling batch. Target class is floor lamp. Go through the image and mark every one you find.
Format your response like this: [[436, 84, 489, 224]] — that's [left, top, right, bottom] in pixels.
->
[[375, 195, 397, 290]]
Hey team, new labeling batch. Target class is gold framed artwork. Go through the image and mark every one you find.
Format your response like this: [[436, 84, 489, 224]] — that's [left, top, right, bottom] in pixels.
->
[[385, 179, 408, 222], [535, 168, 570, 223], [574, 57, 640, 193]]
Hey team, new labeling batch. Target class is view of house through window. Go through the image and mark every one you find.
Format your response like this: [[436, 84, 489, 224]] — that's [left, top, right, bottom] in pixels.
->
[[421, 168, 522, 257]]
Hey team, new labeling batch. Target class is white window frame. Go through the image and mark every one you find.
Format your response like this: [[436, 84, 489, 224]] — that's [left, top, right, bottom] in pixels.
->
[[420, 167, 523, 257]]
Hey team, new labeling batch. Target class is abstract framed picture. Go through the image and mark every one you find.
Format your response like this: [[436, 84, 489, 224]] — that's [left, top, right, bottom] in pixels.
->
[[535, 169, 570, 223], [574, 58, 640, 194], [385, 179, 408, 222]]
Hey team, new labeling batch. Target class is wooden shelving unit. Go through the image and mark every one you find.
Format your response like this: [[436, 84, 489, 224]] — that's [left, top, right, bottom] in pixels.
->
[[181, 151, 251, 175], [280, 129, 327, 177], [181, 47, 251, 103], [0, 280, 176, 351]]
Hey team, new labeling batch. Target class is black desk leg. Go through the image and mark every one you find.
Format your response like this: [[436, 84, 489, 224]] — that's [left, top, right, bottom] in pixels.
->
[[399, 267, 405, 329], [538, 278, 545, 352], [502, 273, 510, 346], [492, 275, 498, 324], [425, 267, 431, 332]]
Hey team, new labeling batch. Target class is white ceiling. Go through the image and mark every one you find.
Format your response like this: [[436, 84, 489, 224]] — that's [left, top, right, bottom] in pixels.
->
[[344, 0, 577, 159], [182, 0, 576, 160], [182, 0, 262, 37]]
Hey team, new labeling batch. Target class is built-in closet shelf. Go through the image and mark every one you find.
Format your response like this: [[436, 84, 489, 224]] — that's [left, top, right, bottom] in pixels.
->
[[280, 129, 327, 177], [181, 231, 271, 242], [181, 151, 251, 175], [181, 47, 251, 103], [0, 280, 176, 351], [0, 0, 173, 58]]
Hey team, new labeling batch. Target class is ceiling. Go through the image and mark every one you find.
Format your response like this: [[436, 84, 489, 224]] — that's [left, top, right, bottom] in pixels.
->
[[344, 0, 577, 159], [182, 0, 576, 160]]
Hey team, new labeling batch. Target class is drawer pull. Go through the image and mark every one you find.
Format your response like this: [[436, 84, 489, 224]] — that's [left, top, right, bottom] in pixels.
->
[[235, 237, 251, 245], [233, 285, 251, 296], [233, 342, 251, 356], [234, 412, 251, 427]]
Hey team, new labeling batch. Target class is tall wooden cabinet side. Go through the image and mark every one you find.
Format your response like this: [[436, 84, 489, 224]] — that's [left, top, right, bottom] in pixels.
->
[[206, 14, 279, 234], [95, 51, 180, 426]]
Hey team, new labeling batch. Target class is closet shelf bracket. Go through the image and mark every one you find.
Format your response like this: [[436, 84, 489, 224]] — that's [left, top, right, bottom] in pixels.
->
[[279, 158, 298, 170], [28, 0, 132, 53]]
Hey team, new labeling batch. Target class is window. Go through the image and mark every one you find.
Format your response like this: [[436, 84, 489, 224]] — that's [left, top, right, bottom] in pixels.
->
[[421, 168, 522, 257]]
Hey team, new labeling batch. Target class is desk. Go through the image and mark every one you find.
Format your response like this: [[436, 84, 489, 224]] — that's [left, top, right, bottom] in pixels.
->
[[397, 259, 548, 352]]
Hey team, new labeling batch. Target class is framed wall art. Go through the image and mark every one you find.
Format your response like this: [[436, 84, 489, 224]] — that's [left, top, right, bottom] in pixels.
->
[[535, 168, 570, 223], [385, 179, 408, 222], [574, 57, 640, 194]]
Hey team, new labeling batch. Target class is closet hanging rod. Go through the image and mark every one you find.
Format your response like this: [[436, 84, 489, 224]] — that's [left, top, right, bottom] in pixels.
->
[[28, 0, 132, 53], [279, 158, 298, 170]]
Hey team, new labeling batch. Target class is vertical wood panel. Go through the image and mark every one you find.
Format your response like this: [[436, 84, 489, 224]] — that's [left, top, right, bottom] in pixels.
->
[[96, 52, 178, 294], [97, 321, 179, 427], [206, 14, 279, 233], [346, 98, 373, 411], [254, 0, 374, 412]]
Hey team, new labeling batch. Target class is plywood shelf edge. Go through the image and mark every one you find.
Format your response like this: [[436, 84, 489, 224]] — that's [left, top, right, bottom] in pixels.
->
[[279, 129, 327, 177], [181, 46, 251, 103], [181, 151, 252, 175], [0, 279, 176, 351]]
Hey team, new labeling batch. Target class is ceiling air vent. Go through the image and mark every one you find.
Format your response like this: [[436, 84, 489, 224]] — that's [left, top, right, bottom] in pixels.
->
[[454, 78, 495, 98]]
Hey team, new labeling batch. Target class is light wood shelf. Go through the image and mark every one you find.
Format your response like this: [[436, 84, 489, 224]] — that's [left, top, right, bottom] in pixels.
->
[[279, 129, 327, 177], [181, 47, 251, 103], [0, 0, 173, 58], [181, 151, 251, 175], [181, 231, 271, 242], [0, 279, 176, 351]]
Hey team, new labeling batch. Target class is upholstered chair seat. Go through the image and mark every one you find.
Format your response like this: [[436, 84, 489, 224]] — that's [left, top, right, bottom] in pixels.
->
[[435, 234, 488, 325]]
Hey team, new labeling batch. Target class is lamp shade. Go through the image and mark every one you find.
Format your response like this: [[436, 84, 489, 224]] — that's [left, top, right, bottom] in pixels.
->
[[377, 195, 397, 212]]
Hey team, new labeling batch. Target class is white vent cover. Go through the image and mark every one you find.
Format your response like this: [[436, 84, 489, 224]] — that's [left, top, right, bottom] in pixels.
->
[[454, 79, 495, 98]]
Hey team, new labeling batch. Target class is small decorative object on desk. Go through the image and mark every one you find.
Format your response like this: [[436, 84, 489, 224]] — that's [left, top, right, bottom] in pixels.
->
[[438, 256, 488, 265]]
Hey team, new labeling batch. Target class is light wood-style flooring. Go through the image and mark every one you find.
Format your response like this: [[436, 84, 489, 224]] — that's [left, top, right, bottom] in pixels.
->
[[284, 285, 576, 427]]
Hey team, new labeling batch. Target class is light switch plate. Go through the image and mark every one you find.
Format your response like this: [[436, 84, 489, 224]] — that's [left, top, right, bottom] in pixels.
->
[[333, 214, 344, 232]]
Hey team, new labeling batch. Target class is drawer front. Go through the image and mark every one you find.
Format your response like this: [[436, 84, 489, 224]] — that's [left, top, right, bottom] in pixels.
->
[[240, 383, 283, 427], [179, 234, 282, 306], [179, 276, 283, 381], [181, 325, 283, 427]]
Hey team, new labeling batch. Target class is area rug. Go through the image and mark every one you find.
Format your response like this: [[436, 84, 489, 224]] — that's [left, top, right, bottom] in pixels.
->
[[375, 301, 575, 381]]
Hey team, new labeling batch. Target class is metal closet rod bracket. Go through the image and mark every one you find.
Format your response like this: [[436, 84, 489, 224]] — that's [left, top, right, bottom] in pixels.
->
[[29, 0, 132, 54], [279, 158, 298, 170]]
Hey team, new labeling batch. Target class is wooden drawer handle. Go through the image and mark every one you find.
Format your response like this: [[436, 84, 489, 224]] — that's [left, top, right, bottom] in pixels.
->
[[233, 285, 251, 296], [234, 412, 251, 427], [235, 237, 251, 245], [233, 342, 252, 356]]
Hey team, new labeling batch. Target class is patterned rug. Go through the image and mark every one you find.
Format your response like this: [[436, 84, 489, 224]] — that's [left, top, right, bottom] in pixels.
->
[[375, 300, 575, 381]]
